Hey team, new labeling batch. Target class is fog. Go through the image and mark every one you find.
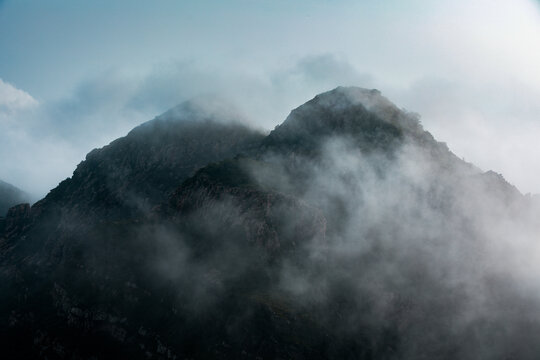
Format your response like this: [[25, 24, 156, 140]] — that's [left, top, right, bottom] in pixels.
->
[[110, 89, 540, 357], [265, 135, 540, 358]]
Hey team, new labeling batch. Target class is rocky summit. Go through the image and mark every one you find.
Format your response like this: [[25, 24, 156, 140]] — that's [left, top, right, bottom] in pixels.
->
[[1, 87, 539, 359]]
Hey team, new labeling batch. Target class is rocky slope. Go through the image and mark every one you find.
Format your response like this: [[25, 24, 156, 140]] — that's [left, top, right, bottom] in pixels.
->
[[1, 87, 539, 359]]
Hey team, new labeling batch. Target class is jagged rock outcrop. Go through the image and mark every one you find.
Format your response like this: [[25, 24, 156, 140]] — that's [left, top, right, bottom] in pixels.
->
[[0, 203, 30, 244]]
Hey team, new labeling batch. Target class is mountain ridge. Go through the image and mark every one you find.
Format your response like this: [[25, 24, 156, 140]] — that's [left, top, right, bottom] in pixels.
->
[[0, 86, 537, 359]]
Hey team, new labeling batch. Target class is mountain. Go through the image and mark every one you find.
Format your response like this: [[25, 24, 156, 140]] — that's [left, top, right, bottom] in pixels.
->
[[0, 179, 30, 216], [1, 87, 539, 359]]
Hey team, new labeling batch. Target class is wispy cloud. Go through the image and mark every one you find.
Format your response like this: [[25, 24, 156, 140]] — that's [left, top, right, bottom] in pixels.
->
[[0, 78, 37, 116]]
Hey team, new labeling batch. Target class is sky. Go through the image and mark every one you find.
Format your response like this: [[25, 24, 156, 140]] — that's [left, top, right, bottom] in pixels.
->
[[1, 0, 540, 198]]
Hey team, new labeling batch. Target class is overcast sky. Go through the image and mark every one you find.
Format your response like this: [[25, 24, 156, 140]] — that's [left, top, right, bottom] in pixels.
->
[[1, 0, 540, 198]]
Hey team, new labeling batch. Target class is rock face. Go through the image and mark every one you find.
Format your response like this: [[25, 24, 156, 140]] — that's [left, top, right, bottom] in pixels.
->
[[0, 179, 30, 216], [169, 159, 327, 257], [1, 87, 539, 359], [35, 100, 265, 219]]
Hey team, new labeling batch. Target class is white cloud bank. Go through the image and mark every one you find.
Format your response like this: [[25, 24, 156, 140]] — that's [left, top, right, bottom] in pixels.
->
[[0, 78, 37, 116]]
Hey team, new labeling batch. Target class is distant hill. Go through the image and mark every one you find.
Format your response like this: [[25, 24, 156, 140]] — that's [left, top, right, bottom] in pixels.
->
[[0, 179, 29, 216]]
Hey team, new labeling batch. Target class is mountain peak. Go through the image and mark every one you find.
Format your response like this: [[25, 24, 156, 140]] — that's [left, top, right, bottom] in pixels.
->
[[312, 86, 384, 110], [262, 86, 424, 154], [154, 94, 247, 124], [314, 86, 422, 132]]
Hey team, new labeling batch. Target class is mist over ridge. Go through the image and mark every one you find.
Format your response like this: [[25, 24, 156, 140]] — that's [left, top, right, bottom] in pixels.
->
[[1, 86, 540, 359]]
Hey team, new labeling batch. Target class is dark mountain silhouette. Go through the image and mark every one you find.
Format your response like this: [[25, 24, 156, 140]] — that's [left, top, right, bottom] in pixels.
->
[[1, 87, 539, 359], [0, 179, 29, 216]]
